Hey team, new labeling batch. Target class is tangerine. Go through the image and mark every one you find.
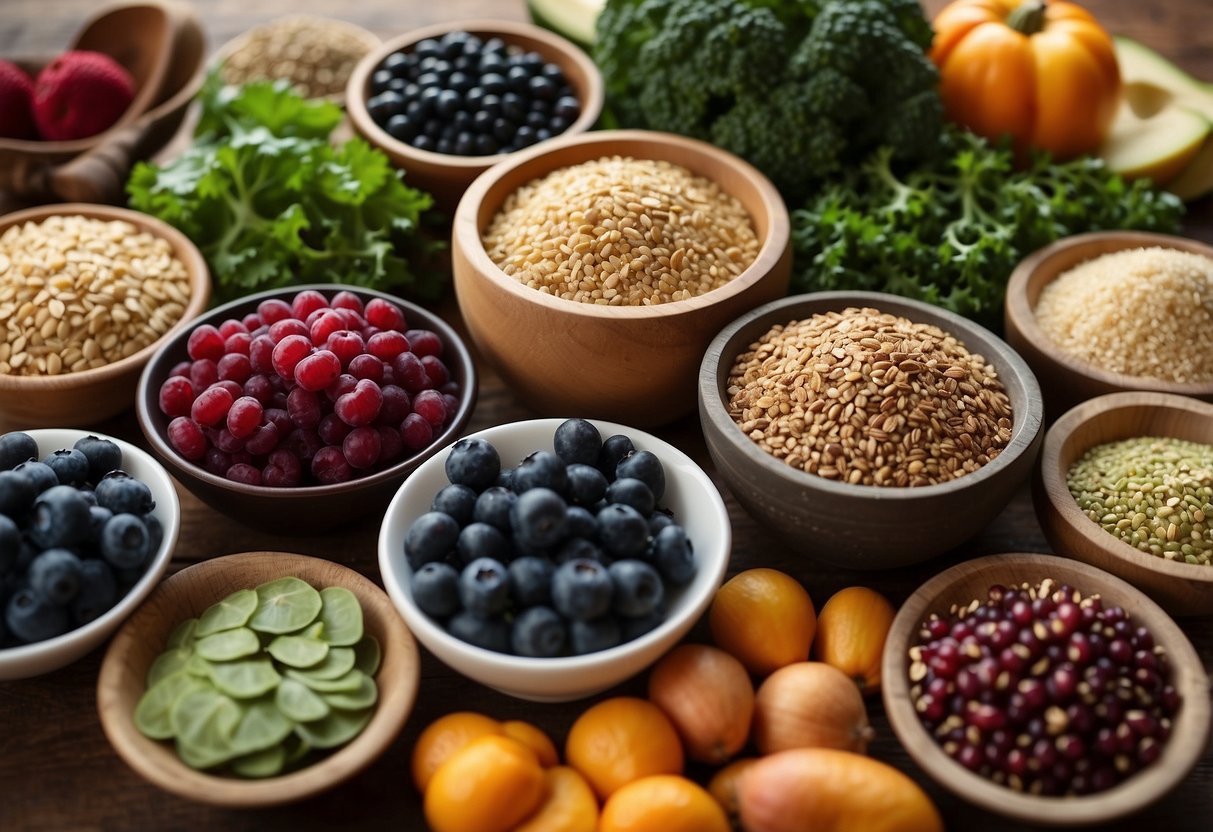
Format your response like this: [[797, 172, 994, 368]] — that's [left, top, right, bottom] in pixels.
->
[[423, 734, 545, 832], [709, 568, 816, 675], [599, 774, 730, 832], [410, 711, 502, 792], [565, 696, 684, 799]]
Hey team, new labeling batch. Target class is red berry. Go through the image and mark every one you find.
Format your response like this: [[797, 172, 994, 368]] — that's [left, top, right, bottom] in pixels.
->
[[263, 407, 292, 436], [325, 330, 366, 369], [269, 317, 310, 343], [158, 376, 195, 417], [187, 324, 225, 362], [294, 349, 342, 392], [167, 416, 207, 461], [281, 428, 324, 465], [391, 351, 429, 393], [378, 384, 411, 425], [318, 413, 352, 445], [365, 297, 406, 331], [421, 354, 449, 387], [335, 379, 383, 427], [223, 332, 252, 356], [189, 359, 219, 390], [243, 374, 276, 405], [226, 462, 263, 486], [287, 387, 323, 429], [32, 51, 134, 141], [257, 298, 293, 325], [242, 312, 263, 330], [368, 330, 409, 361], [335, 307, 365, 330], [406, 329, 443, 358], [169, 360, 192, 378], [378, 425, 405, 464], [244, 420, 281, 456], [272, 334, 313, 380], [443, 393, 459, 416], [343, 426, 382, 469], [212, 427, 246, 453], [226, 396, 264, 439], [312, 445, 353, 484], [331, 290, 365, 315], [263, 448, 303, 487], [214, 379, 245, 400], [325, 373, 358, 404], [191, 385, 234, 427], [249, 334, 277, 375], [217, 352, 252, 384], [412, 389, 447, 427], [360, 326, 382, 342], [291, 289, 329, 320], [349, 353, 385, 383], [218, 318, 248, 339], [204, 447, 232, 476], [309, 310, 346, 347], [400, 413, 433, 451]]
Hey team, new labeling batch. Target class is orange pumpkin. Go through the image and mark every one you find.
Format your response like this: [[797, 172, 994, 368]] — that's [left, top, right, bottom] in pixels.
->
[[930, 0, 1121, 159], [812, 586, 896, 695]]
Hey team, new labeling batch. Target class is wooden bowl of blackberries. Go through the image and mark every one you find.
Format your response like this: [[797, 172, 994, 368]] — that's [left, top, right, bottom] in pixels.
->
[[346, 20, 604, 213]]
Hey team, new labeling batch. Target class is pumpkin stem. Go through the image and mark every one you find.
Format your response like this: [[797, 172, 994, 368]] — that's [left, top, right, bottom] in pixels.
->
[[1007, 0, 1047, 36]]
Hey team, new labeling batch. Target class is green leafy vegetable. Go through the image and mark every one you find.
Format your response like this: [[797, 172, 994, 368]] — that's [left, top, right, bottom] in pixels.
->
[[790, 128, 1186, 327], [594, 0, 941, 201], [127, 74, 443, 302]]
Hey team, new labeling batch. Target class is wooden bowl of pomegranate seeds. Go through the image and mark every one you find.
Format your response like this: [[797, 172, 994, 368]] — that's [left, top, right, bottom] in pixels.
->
[[882, 552, 1211, 826]]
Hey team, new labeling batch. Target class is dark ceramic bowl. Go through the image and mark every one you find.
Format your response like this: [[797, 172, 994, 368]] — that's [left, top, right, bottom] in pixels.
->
[[699, 291, 1044, 570], [135, 284, 477, 533]]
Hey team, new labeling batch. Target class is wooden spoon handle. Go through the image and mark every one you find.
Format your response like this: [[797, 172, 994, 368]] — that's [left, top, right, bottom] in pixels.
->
[[48, 125, 144, 205]]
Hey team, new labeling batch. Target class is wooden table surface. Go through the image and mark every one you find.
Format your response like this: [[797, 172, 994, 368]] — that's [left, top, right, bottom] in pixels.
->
[[2, 1, 1212, 829]]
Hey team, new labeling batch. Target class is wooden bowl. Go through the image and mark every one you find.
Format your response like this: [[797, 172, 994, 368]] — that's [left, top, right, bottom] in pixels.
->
[[698, 291, 1044, 569], [346, 19, 604, 214], [97, 551, 419, 808], [1004, 231, 1213, 422], [134, 284, 477, 534], [1035, 391, 1213, 616], [0, 203, 210, 431], [453, 129, 791, 427], [882, 552, 1211, 826]]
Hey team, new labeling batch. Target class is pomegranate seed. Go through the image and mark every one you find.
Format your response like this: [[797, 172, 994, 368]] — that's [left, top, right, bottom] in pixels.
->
[[367, 330, 409, 361], [326, 330, 366, 369], [187, 324, 225, 362], [158, 376, 195, 417], [223, 332, 252, 356], [412, 389, 447, 427], [318, 413, 352, 445], [217, 352, 253, 384], [331, 290, 365, 315], [189, 359, 219, 390], [400, 412, 432, 450], [325, 373, 358, 403], [392, 351, 429, 393], [287, 387, 324, 429], [954, 744, 984, 771], [226, 396, 264, 438], [257, 298, 293, 325], [378, 425, 405, 464], [243, 374, 276, 405], [191, 386, 234, 427], [312, 445, 353, 484], [421, 354, 450, 387], [249, 335, 277, 375], [168, 417, 208, 461], [269, 318, 310, 343], [349, 353, 385, 383], [335, 379, 383, 427], [291, 289, 329, 320], [263, 448, 303, 487], [343, 426, 382, 469], [226, 462, 263, 486], [244, 420, 281, 456], [365, 297, 406, 330], [294, 350, 342, 392], [406, 329, 443, 357], [309, 310, 346, 347], [204, 447, 232, 476]]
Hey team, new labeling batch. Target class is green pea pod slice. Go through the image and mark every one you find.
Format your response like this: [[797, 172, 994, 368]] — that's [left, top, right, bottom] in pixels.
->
[[147, 647, 192, 687], [209, 657, 281, 699], [266, 635, 329, 668], [230, 699, 294, 756], [317, 587, 363, 646], [293, 706, 373, 749], [195, 627, 261, 662], [165, 617, 199, 649], [249, 577, 322, 634], [352, 636, 381, 677], [275, 677, 331, 723], [287, 646, 355, 681], [186, 653, 212, 677], [285, 667, 364, 693], [134, 673, 207, 740], [230, 744, 286, 779], [196, 590, 258, 637], [170, 688, 242, 769], [322, 674, 378, 711]]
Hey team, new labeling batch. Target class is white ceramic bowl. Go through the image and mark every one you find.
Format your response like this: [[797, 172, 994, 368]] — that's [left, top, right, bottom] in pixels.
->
[[378, 418, 731, 702], [0, 428, 180, 680]]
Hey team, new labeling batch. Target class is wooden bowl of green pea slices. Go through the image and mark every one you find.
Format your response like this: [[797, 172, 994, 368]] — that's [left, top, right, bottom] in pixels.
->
[[96, 551, 419, 807], [1036, 391, 1213, 616]]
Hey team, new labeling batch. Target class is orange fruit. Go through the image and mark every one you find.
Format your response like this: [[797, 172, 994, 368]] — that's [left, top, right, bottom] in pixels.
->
[[502, 719, 560, 767], [565, 696, 684, 799], [410, 711, 502, 792], [423, 734, 545, 832], [709, 568, 816, 675], [514, 766, 600, 832], [599, 774, 730, 832]]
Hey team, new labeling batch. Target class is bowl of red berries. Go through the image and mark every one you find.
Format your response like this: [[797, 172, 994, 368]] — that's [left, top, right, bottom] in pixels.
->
[[377, 417, 732, 702], [135, 284, 477, 533]]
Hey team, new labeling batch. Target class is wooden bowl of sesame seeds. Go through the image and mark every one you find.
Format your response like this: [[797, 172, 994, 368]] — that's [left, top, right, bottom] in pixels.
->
[[0, 203, 210, 431]]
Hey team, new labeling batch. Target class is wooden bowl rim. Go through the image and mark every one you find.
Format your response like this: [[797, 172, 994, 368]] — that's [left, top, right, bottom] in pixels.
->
[[452, 128, 791, 321], [0, 203, 211, 393], [697, 289, 1043, 501], [882, 552, 1212, 826], [96, 551, 420, 808], [1005, 230, 1213, 396], [133, 282, 478, 500], [1040, 390, 1213, 589], [346, 19, 604, 172]]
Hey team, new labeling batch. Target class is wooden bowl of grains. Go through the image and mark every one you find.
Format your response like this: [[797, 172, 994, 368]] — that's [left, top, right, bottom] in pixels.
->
[[0, 203, 210, 431], [1036, 391, 1213, 616], [1005, 231, 1213, 423], [698, 291, 1044, 569], [452, 129, 792, 428]]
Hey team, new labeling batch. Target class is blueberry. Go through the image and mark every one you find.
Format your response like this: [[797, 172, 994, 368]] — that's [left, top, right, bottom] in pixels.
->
[[412, 134, 436, 152], [501, 91, 527, 121], [648, 510, 675, 537], [13, 460, 58, 495], [609, 560, 664, 618], [620, 605, 666, 642], [5, 587, 70, 644], [606, 477, 655, 515], [510, 487, 568, 551], [0, 431, 37, 469], [436, 137, 454, 155], [431, 483, 478, 526], [473, 486, 517, 532], [552, 558, 613, 621], [597, 434, 634, 480], [473, 133, 499, 155], [370, 68, 394, 95], [367, 92, 398, 123], [456, 522, 512, 566], [616, 450, 665, 501], [447, 71, 473, 94], [30, 484, 92, 548], [526, 110, 548, 129], [72, 558, 117, 625], [511, 606, 566, 657], [387, 113, 419, 141], [94, 472, 154, 515], [435, 89, 462, 118], [43, 448, 90, 486], [415, 72, 443, 90], [492, 116, 515, 144], [0, 515, 19, 574], [569, 615, 621, 655], [566, 464, 607, 506], [28, 548, 83, 605], [100, 514, 151, 570], [508, 555, 554, 608], [459, 557, 510, 617], [565, 505, 596, 540], [145, 514, 165, 557], [651, 524, 696, 586], [380, 50, 411, 75], [447, 610, 510, 653], [445, 437, 500, 492], [404, 511, 460, 568], [528, 75, 556, 101], [481, 72, 506, 95], [0, 470, 35, 516], [411, 561, 461, 618], [596, 503, 649, 559], [86, 505, 113, 547], [464, 86, 486, 112], [553, 95, 581, 121], [514, 125, 538, 149], [512, 451, 567, 495], [454, 132, 475, 156], [554, 536, 605, 565]]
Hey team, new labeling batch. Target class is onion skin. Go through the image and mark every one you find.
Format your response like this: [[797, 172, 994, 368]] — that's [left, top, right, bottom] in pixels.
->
[[752, 662, 875, 755], [647, 644, 755, 764], [737, 748, 944, 832]]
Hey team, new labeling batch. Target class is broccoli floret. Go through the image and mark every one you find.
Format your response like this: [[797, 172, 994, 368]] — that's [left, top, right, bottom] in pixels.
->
[[594, 0, 942, 201]]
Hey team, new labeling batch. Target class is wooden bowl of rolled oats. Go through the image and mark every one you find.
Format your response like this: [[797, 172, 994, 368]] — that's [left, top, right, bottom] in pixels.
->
[[698, 291, 1045, 569], [0, 203, 209, 431]]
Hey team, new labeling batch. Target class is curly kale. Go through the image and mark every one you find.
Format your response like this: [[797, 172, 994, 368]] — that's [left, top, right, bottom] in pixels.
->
[[790, 128, 1186, 328], [594, 0, 941, 201]]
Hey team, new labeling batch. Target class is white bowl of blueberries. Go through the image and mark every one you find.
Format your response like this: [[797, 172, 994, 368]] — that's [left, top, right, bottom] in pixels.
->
[[0, 429, 179, 680], [377, 418, 731, 702]]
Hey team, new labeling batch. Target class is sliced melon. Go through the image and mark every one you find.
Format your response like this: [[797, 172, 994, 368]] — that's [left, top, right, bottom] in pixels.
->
[[1167, 135, 1213, 201], [1115, 36, 1213, 116], [527, 0, 605, 50]]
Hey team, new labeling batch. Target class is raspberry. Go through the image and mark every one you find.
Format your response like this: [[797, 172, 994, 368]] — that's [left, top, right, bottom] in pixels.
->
[[191, 386, 234, 427], [378, 425, 405, 465], [312, 446, 353, 484], [269, 318, 310, 343], [187, 324, 225, 362], [287, 387, 323, 429], [226, 396, 264, 439], [263, 448, 303, 487], [271, 334, 313, 380], [226, 462, 262, 486], [378, 384, 411, 425], [407, 329, 444, 358], [244, 420, 280, 456], [217, 353, 252, 384], [257, 298, 293, 325], [421, 354, 450, 387], [158, 376, 195, 417], [291, 290, 329, 321], [188, 359, 218, 391], [325, 373, 358, 403], [294, 349, 342, 392], [365, 297, 406, 331], [249, 334, 276, 375], [335, 379, 383, 427], [218, 318, 248, 339], [331, 290, 365, 316], [343, 426, 382, 469], [367, 331, 409, 361], [318, 413, 352, 445], [401, 412, 433, 451], [349, 353, 385, 383], [223, 332, 252, 356], [326, 330, 366, 369], [309, 310, 346, 347], [167, 417, 207, 461], [391, 351, 429, 393], [413, 389, 448, 427], [242, 374, 276, 405], [32, 51, 134, 141]]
